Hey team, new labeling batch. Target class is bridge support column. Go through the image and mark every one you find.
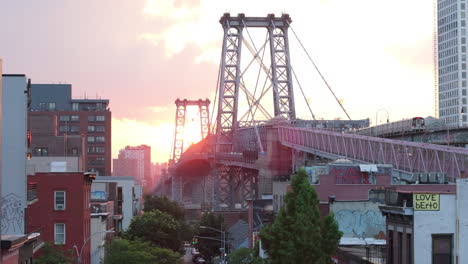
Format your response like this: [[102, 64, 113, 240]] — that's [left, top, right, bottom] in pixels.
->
[[214, 165, 258, 210], [171, 174, 182, 203]]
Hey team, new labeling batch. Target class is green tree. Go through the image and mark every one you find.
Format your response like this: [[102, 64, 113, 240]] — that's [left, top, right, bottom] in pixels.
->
[[104, 239, 181, 264], [197, 212, 226, 261], [229, 247, 255, 264], [144, 195, 195, 242], [125, 210, 181, 251], [259, 169, 342, 264], [35, 242, 74, 264], [144, 195, 184, 221]]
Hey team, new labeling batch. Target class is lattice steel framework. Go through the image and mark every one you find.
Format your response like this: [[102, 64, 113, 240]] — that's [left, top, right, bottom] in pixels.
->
[[171, 99, 210, 202], [216, 13, 296, 152], [215, 164, 258, 210], [172, 99, 211, 164], [278, 126, 468, 181]]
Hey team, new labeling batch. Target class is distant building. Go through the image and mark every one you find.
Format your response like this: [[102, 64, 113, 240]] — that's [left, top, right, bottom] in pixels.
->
[[27, 156, 83, 175], [26, 172, 96, 264], [151, 162, 168, 186], [92, 176, 142, 231], [437, 0, 468, 126], [29, 84, 111, 175], [113, 145, 151, 192]]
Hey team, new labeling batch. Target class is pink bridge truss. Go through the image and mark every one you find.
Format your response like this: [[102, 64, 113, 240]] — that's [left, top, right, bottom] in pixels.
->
[[278, 126, 468, 181]]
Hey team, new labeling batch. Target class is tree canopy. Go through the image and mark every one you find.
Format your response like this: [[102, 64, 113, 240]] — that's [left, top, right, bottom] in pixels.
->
[[104, 239, 181, 264], [125, 210, 181, 251], [35, 243, 74, 264], [144, 195, 184, 221], [259, 168, 342, 264]]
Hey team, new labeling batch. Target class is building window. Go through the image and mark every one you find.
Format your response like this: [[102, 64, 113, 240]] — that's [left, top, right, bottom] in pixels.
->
[[70, 115, 80, 121], [70, 126, 80, 132], [96, 103, 103, 110], [72, 103, 79, 111], [87, 136, 95, 143], [54, 191, 66, 210], [432, 234, 453, 264], [88, 116, 96, 122], [59, 116, 69, 121], [54, 223, 66, 245], [34, 147, 48, 156], [59, 126, 69, 133], [96, 136, 105, 143], [72, 148, 79, 156], [89, 157, 105, 166], [96, 116, 105, 121], [88, 126, 95, 132], [48, 102, 56, 111], [96, 126, 105, 132], [39, 102, 47, 110], [88, 146, 105, 153]]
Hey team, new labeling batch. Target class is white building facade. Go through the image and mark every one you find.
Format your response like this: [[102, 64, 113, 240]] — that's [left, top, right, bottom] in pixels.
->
[[438, 0, 468, 126], [92, 176, 140, 230], [1, 74, 28, 234]]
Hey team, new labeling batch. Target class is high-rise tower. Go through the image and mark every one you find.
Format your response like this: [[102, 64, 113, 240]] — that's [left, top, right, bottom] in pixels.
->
[[437, 0, 468, 127]]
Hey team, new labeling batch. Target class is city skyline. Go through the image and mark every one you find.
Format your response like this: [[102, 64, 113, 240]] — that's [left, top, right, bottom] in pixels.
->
[[1, 0, 435, 162]]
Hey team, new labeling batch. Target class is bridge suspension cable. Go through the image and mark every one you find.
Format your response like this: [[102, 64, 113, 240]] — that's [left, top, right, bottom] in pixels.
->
[[291, 67, 316, 120], [288, 22, 352, 120], [210, 59, 221, 134]]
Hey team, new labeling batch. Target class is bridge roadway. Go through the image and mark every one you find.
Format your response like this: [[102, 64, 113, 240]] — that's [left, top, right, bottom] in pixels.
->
[[174, 125, 468, 209]]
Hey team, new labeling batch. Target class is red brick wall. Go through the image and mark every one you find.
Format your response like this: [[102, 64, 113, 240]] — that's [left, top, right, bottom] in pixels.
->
[[26, 172, 93, 264]]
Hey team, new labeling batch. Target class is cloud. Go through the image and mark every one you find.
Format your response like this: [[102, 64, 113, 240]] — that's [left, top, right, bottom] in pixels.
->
[[147, 105, 171, 113]]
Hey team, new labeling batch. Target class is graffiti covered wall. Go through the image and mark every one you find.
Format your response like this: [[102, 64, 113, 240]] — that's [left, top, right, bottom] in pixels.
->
[[330, 199, 386, 238]]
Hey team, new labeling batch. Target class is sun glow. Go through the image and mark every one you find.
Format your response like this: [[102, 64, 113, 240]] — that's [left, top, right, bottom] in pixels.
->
[[181, 105, 204, 149]]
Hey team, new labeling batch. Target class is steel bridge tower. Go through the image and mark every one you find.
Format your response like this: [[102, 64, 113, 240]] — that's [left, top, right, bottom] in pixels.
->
[[216, 13, 296, 152], [214, 13, 296, 210], [171, 99, 210, 202]]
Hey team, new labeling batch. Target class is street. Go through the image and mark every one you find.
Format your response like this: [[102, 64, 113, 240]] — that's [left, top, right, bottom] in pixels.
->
[[183, 246, 192, 264]]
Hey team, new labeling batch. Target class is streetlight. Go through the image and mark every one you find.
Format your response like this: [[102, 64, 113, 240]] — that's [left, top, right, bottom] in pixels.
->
[[74, 230, 114, 264], [375, 108, 389, 126], [199, 225, 226, 263]]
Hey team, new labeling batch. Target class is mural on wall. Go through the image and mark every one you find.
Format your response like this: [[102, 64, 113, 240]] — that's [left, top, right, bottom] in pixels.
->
[[1, 193, 24, 233], [334, 209, 385, 238]]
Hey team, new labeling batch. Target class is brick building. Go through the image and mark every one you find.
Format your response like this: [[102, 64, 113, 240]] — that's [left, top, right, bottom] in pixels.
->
[[30, 84, 111, 175], [113, 145, 151, 192], [26, 172, 96, 264]]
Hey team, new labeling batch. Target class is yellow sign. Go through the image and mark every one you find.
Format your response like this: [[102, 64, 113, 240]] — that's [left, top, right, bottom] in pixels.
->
[[414, 193, 440, 211]]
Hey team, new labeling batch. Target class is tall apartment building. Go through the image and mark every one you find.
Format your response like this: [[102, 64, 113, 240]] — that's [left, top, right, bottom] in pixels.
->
[[1, 67, 39, 263], [29, 84, 111, 175], [113, 145, 151, 190], [438, 0, 468, 126]]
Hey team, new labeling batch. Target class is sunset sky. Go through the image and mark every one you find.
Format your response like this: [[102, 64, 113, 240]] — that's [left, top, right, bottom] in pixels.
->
[[1, 0, 435, 163]]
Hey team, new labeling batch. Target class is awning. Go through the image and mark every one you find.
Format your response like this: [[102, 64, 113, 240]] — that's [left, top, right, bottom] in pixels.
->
[[359, 164, 378, 172]]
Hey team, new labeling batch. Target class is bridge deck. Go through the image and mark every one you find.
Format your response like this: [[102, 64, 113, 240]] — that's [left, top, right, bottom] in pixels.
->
[[278, 126, 468, 180]]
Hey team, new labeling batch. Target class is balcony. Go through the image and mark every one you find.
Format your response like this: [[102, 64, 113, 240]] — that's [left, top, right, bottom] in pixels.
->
[[91, 201, 114, 215]]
